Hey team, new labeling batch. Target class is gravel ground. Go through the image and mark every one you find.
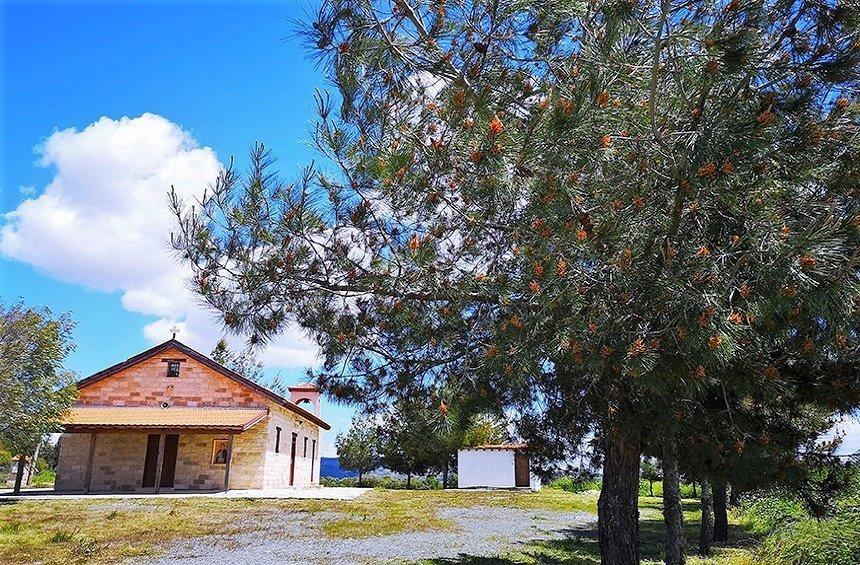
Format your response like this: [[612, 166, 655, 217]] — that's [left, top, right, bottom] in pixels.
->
[[142, 505, 595, 564]]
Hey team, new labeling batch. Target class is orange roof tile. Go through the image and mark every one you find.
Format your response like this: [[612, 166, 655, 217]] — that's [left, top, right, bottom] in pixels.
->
[[61, 406, 268, 432], [465, 443, 528, 451]]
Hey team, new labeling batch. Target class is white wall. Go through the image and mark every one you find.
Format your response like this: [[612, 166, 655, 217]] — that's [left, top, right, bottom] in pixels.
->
[[457, 449, 515, 488]]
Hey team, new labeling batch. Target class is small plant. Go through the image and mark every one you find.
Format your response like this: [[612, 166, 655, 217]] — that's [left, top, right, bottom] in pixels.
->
[[106, 510, 119, 520], [0, 522, 21, 534], [49, 530, 74, 543], [72, 537, 100, 559]]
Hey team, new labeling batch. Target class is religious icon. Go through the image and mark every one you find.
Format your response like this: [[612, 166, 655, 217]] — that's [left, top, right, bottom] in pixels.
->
[[212, 439, 229, 464]]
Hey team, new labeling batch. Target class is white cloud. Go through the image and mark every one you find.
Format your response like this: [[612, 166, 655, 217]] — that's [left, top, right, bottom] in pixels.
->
[[1, 113, 319, 369], [823, 413, 860, 456]]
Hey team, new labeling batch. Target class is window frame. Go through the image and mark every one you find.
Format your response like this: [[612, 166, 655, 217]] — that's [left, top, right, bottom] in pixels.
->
[[275, 426, 282, 453], [166, 360, 181, 378]]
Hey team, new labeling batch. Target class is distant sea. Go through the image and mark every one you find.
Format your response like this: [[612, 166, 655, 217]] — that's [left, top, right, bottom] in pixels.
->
[[320, 457, 358, 479]]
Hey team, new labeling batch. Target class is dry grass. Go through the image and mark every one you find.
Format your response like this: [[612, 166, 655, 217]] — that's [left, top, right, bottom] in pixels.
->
[[0, 488, 598, 563], [0, 497, 328, 563]]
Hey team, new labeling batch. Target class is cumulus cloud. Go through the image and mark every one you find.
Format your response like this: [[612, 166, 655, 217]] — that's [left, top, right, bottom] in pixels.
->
[[1, 113, 318, 368], [823, 413, 860, 455]]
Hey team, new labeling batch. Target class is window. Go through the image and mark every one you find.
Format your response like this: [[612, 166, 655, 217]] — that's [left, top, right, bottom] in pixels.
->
[[166, 360, 180, 378], [275, 427, 282, 453], [303, 436, 308, 457]]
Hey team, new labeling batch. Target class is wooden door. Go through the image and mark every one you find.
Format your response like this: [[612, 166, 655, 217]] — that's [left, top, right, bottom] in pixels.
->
[[514, 453, 530, 487], [141, 434, 160, 488], [289, 432, 298, 486], [159, 434, 179, 488]]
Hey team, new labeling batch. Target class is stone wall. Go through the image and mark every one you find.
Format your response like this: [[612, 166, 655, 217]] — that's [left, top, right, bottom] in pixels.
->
[[261, 404, 321, 488], [174, 433, 229, 490], [225, 420, 267, 489], [89, 432, 149, 492], [55, 433, 92, 491], [76, 346, 270, 408]]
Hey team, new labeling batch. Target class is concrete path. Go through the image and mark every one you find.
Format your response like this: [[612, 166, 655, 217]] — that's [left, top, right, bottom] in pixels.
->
[[0, 486, 370, 501]]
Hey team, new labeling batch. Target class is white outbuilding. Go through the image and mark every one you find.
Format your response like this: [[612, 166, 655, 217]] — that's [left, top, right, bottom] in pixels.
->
[[457, 444, 541, 491]]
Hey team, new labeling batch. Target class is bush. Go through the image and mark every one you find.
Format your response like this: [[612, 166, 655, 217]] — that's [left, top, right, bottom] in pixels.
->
[[319, 474, 447, 489], [739, 480, 860, 565], [679, 481, 698, 499], [30, 469, 56, 488], [756, 508, 860, 565], [739, 489, 807, 534], [547, 476, 602, 493]]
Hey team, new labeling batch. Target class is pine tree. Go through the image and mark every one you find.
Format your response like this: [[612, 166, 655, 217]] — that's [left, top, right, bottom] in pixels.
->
[[172, 1, 860, 561], [210, 338, 288, 396], [335, 416, 380, 485], [376, 400, 435, 487]]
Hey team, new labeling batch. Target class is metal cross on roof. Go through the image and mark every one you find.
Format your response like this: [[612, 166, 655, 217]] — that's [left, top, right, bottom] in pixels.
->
[[169, 325, 180, 340]]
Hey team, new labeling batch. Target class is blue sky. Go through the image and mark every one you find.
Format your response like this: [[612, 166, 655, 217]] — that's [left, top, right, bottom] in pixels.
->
[[0, 0, 354, 455]]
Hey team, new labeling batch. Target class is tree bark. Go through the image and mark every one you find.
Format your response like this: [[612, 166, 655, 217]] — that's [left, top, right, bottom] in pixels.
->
[[12, 455, 26, 495], [662, 440, 685, 565], [713, 478, 728, 542], [598, 425, 641, 565], [27, 442, 41, 486], [729, 484, 740, 508], [691, 481, 697, 498], [698, 477, 713, 556], [442, 459, 449, 489], [407, 471, 412, 489], [358, 470, 363, 487]]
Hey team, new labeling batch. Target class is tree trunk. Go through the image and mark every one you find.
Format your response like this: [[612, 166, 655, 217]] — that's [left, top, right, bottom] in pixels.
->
[[407, 472, 412, 489], [442, 460, 449, 489], [358, 470, 363, 487], [729, 484, 740, 508], [27, 442, 41, 486], [13, 455, 26, 495], [698, 477, 713, 556], [649, 480, 653, 497], [597, 425, 641, 565], [662, 440, 685, 565], [713, 478, 728, 543], [691, 481, 697, 498]]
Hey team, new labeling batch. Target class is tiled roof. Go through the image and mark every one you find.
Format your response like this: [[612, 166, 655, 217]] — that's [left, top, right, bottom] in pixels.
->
[[74, 339, 330, 430], [464, 443, 528, 451], [61, 406, 268, 432]]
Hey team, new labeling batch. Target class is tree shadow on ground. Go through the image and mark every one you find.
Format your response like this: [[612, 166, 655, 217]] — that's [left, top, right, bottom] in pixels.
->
[[423, 500, 760, 564]]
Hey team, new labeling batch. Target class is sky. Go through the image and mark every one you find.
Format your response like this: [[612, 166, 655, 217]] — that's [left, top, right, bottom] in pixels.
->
[[0, 0, 354, 456]]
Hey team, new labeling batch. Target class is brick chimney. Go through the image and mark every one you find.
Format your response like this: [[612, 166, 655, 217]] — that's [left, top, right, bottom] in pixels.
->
[[288, 383, 321, 416]]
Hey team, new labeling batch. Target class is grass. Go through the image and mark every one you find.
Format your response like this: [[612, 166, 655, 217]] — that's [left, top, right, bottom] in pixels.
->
[[0, 489, 598, 563], [464, 494, 760, 565], [3, 485, 855, 564], [0, 497, 321, 563]]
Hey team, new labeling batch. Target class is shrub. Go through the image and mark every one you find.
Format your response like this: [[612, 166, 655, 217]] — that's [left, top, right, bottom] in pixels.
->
[[320, 474, 446, 489], [50, 530, 74, 543], [30, 469, 55, 488], [547, 476, 602, 493], [756, 508, 860, 565], [740, 480, 860, 565]]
